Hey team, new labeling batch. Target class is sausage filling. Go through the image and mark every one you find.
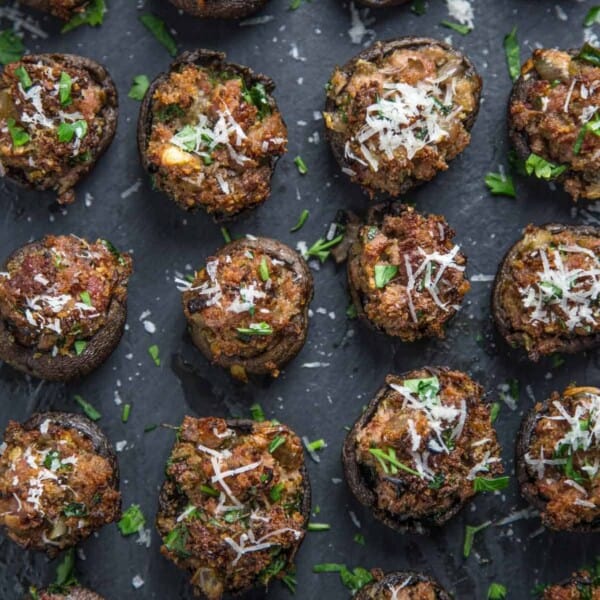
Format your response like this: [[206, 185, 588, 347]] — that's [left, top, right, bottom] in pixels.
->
[[522, 387, 600, 530], [182, 242, 308, 371], [20, 0, 89, 20], [146, 64, 287, 216], [324, 44, 480, 196], [496, 225, 600, 357], [354, 370, 502, 521], [0, 418, 120, 550], [156, 417, 306, 600], [0, 58, 111, 203], [348, 206, 469, 340], [510, 48, 600, 200], [0, 235, 132, 357]]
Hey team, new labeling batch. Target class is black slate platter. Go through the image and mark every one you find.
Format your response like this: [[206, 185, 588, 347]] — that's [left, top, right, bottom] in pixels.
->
[[1, 0, 600, 598]]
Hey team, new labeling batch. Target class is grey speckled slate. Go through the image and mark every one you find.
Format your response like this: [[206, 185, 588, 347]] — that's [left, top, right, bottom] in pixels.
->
[[1, 0, 600, 598]]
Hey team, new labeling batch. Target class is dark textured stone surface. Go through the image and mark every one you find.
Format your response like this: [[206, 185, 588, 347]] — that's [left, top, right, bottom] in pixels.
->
[[1, 0, 599, 597]]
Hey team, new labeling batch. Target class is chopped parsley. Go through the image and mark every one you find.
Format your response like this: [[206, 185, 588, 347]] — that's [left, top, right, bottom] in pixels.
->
[[79, 291, 92, 306], [164, 524, 190, 557], [473, 476, 510, 492], [369, 447, 422, 478], [440, 20, 471, 35], [74, 340, 87, 356], [290, 209, 310, 232], [200, 484, 219, 497], [250, 403, 266, 422], [577, 42, 600, 67], [308, 522, 330, 531], [306, 234, 344, 263], [411, 0, 427, 15], [7, 118, 29, 147], [220, 226, 232, 243], [62, 0, 106, 33], [74, 394, 101, 421], [270, 482, 285, 502], [242, 82, 271, 119], [487, 582, 507, 599], [128, 74, 150, 101], [237, 322, 273, 336], [259, 256, 270, 281], [346, 303, 358, 319], [353, 533, 365, 545], [490, 402, 501, 423], [140, 13, 177, 57], [573, 114, 600, 155], [122, 403, 131, 423], [269, 435, 286, 453], [525, 153, 566, 180], [403, 376, 440, 401], [313, 564, 374, 594], [14, 65, 31, 90], [51, 548, 78, 591], [63, 502, 87, 518], [585, 7, 600, 27], [504, 27, 521, 82], [118, 504, 145, 535], [59, 72, 72, 106], [485, 172, 516, 198], [57, 120, 88, 143], [148, 344, 161, 366], [463, 520, 492, 558], [294, 155, 308, 174], [374, 264, 398, 288], [0, 31, 24, 65]]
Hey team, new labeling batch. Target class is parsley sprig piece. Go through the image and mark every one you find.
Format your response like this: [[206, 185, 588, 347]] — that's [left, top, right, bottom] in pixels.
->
[[59, 72, 72, 106], [306, 234, 344, 263], [0, 31, 24, 65], [14, 65, 31, 90], [374, 264, 398, 288], [250, 403, 266, 422], [313, 563, 374, 594], [504, 27, 521, 82], [7, 118, 29, 147], [148, 344, 161, 366], [440, 20, 471, 35], [488, 582, 507, 599], [57, 120, 88, 143], [578, 43, 600, 67], [128, 75, 150, 101], [525, 153, 566, 180], [473, 476, 510, 492], [62, 0, 106, 33], [74, 394, 101, 421], [48, 547, 78, 593], [140, 14, 177, 57], [485, 172, 516, 198], [242, 82, 271, 119], [369, 447, 422, 478], [463, 520, 492, 557], [118, 504, 146, 536]]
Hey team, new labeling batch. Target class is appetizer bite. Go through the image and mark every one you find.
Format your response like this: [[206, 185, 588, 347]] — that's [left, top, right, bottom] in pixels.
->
[[168, 0, 269, 18], [492, 224, 600, 361], [181, 236, 312, 381], [323, 38, 481, 197], [0, 412, 121, 555], [18, 0, 90, 20], [342, 368, 503, 532], [0, 234, 132, 382], [32, 588, 104, 600], [138, 50, 287, 220], [347, 203, 469, 341], [537, 570, 600, 599], [0, 54, 118, 205], [355, 570, 451, 600], [156, 416, 310, 600], [509, 46, 600, 201], [517, 385, 600, 532]]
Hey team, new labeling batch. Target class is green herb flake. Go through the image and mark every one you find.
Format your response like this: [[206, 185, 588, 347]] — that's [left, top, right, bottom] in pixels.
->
[[140, 13, 177, 56], [578, 42, 600, 67], [79, 291, 92, 306], [490, 402, 501, 423], [290, 209, 310, 232], [353, 533, 365, 545], [74, 394, 101, 421], [294, 156, 308, 174], [525, 153, 567, 180], [63, 502, 87, 518], [62, 0, 106, 33], [346, 303, 358, 319], [122, 403, 132, 423], [306, 438, 326, 452], [308, 522, 330, 531], [242, 82, 271, 119], [148, 344, 161, 366], [200, 484, 219, 497], [250, 403, 266, 422], [58, 72, 72, 106], [144, 424, 158, 433], [504, 27, 521, 82], [369, 447, 422, 478], [485, 172, 516, 198], [473, 476, 510, 493], [411, 0, 426, 15], [237, 322, 273, 336], [488, 582, 507, 600], [374, 264, 398, 288], [53, 547, 78, 589], [221, 226, 232, 243], [306, 233, 344, 263], [551, 354, 565, 368], [463, 521, 492, 558], [313, 564, 374, 594], [403, 376, 440, 401], [440, 20, 471, 35], [74, 340, 87, 356], [128, 74, 150, 101], [7, 118, 29, 147], [118, 504, 145, 536], [259, 256, 270, 281], [269, 482, 285, 502], [14, 65, 32, 90], [269, 435, 286, 454], [57, 120, 88, 143], [0, 31, 25, 65]]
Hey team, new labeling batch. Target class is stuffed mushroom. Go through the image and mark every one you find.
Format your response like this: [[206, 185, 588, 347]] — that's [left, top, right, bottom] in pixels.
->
[[509, 46, 600, 201], [355, 571, 451, 600], [347, 203, 469, 341], [323, 38, 481, 197], [168, 0, 269, 18], [0, 412, 121, 555], [537, 570, 600, 599], [181, 236, 312, 381], [342, 367, 503, 532], [0, 234, 132, 382], [0, 54, 118, 205], [156, 416, 310, 600], [516, 385, 600, 532], [138, 50, 287, 220], [30, 588, 104, 600], [492, 223, 600, 361]]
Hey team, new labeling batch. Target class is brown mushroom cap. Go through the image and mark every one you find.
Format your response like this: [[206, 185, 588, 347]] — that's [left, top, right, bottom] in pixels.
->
[[0, 240, 130, 382], [168, 0, 269, 18], [137, 49, 284, 221], [184, 236, 313, 379], [355, 570, 452, 600], [324, 37, 481, 197], [0, 54, 118, 205], [492, 223, 600, 361]]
